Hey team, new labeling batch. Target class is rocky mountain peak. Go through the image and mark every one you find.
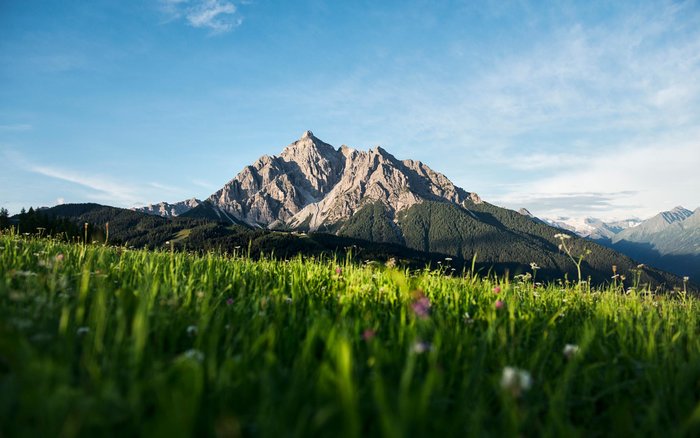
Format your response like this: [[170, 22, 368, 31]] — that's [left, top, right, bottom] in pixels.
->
[[281, 131, 339, 162], [661, 206, 693, 224], [139, 132, 483, 229]]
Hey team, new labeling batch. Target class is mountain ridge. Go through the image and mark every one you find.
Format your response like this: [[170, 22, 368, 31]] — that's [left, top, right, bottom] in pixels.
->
[[137, 131, 482, 230]]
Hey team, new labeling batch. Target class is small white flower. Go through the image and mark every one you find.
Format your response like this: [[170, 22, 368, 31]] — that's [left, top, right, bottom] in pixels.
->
[[563, 344, 580, 360], [184, 349, 204, 362], [284, 296, 293, 304], [463, 312, 474, 324], [412, 341, 432, 354], [76, 326, 90, 336], [684, 276, 690, 282], [530, 262, 540, 270], [186, 325, 198, 336], [500, 366, 532, 396], [554, 233, 571, 240]]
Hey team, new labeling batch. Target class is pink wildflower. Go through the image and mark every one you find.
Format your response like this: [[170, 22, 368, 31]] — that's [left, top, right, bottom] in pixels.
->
[[493, 286, 501, 294], [362, 329, 376, 341], [226, 297, 234, 306], [335, 267, 342, 275], [411, 292, 431, 319], [495, 300, 504, 310]]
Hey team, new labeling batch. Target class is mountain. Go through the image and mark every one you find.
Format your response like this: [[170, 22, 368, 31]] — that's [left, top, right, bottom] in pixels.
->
[[542, 216, 642, 240], [610, 207, 700, 279], [139, 131, 481, 228], [612, 206, 693, 243], [134, 198, 201, 218], [131, 131, 689, 288]]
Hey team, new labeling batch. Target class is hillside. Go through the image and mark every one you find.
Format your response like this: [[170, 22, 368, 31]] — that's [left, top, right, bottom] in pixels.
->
[[27, 203, 483, 272], [337, 200, 684, 287]]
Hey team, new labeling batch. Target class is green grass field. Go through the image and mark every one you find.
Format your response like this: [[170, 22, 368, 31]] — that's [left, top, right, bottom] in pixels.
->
[[1, 232, 700, 437]]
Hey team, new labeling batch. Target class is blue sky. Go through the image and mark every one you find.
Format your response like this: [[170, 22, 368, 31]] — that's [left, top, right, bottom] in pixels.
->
[[1, 0, 699, 220]]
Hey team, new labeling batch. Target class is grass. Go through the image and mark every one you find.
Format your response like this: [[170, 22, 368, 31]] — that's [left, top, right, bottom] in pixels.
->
[[1, 231, 700, 437]]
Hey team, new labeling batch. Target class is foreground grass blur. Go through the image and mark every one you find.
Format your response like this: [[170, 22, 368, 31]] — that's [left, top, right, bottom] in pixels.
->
[[1, 232, 699, 437]]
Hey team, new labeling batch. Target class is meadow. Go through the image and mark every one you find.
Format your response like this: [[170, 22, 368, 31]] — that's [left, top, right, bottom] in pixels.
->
[[1, 232, 699, 437]]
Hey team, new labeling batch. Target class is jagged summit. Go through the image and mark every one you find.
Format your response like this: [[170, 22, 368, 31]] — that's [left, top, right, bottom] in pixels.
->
[[139, 132, 482, 229], [660, 206, 693, 224], [613, 205, 694, 244]]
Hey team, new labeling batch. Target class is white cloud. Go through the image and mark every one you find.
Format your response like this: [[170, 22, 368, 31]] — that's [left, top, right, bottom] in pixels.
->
[[161, 0, 242, 33], [30, 165, 142, 205], [491, 130, 700, 220]]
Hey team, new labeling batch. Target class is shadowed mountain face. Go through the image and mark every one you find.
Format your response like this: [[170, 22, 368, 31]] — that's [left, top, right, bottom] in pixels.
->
[[127, 132, 691, 289], [609, 207, 700, 280], [612, 206, 694, 247]]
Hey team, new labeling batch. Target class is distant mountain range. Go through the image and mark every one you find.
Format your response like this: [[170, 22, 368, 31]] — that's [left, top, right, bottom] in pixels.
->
[[539, 206, 699, 280], [136, 198, 202, 218], [541, 215, 643, 240], [125, 131, 689, 289]]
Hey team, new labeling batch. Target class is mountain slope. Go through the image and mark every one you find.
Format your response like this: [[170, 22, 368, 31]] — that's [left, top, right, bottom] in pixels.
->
[[610, 207, 700, 279], [612, 206, 693, 244], [208, 131, 346, 227]]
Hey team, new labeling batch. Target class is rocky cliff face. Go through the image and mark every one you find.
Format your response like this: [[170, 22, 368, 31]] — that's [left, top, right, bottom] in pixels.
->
[[138, 131, 482, 230], [286, 143, 481, 230], [208, 131, 345, 227]]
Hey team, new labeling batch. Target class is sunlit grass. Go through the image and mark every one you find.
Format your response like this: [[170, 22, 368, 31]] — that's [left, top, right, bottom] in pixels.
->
[[1, 231, 699, 437]]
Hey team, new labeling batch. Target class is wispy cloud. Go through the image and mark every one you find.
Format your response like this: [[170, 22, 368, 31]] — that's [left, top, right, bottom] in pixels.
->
[[491, 129, 700, 220], [161, 0, 242, 33], [29, 165, 142, 205]]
